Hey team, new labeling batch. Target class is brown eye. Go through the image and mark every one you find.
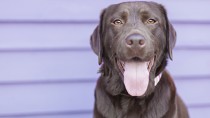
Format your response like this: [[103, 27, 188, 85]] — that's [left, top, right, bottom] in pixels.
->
[[146, 19, 157, 24], [112, 19, 123, 25]]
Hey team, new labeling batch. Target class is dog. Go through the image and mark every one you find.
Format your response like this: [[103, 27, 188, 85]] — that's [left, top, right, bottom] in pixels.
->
[[90, 1, 189, 118]]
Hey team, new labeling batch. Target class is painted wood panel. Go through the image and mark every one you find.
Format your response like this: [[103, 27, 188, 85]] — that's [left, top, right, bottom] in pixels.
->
[[0, 50, 209, 82], [0, 24, 94, 49], [0, 24, 210, 50], [189, 107, 210, 118], [174, 78, 210, 105], [167, 50, 210, 77], [0, 79, 209, 115], [1, 108, 210, 118], [0, 0, 209, 117], [0, 0, 209, 21], [0, 51, 98, 81], [2, 107, 210, 118], [0, 111, 93, 118], [0, 83, 95, 114]]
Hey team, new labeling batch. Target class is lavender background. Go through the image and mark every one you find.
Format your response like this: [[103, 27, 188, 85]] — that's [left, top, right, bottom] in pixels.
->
[[0, 0, 210, 118]]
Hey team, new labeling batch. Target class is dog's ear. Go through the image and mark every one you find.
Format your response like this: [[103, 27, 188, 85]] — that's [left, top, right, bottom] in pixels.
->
[[161, 6, 176, 60], [167, 22, 176, 60], [90, 9, 106, 65]]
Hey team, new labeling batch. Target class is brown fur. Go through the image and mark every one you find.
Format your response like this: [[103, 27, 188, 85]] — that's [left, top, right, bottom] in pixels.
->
[[90, 1, 189, 118]]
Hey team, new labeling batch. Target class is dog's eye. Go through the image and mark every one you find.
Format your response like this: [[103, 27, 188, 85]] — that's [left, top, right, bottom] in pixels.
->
[[146, 19, 157, 24], [112, 19, 123, 25]]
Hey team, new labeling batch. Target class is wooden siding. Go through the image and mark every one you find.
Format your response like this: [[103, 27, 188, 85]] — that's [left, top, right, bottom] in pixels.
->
[[0, 0, 210, 118]]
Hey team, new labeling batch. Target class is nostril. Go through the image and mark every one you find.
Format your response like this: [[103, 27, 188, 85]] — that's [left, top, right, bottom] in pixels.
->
[[125, 34, 145, 46], [139, 39, 145, 45], [126, 39, 133, 45]]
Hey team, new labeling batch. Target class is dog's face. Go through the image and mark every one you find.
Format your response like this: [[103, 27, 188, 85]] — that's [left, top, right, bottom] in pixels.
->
[[91, 1, 176, 97]]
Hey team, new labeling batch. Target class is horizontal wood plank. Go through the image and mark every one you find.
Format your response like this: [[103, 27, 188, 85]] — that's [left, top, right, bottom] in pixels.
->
[[0, 51, 99, 81], [1, 107, 210, 118], [189, 107, 210, 118], [0, 24, 94, 49], [0, 50, 209, 82], [0, 0, 209, 21], [174, 24, 210, 47], [174, 78, 210, 106], [0, 24, 210, 50], [0, 79, 210, 115], [167, 50, 210, 77], [0, 83, 95, 114], [1, 108, 210, 118], [0, 112, 92, 118]]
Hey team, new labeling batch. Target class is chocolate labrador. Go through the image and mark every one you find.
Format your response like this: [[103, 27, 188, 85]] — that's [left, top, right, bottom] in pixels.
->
[[90, 1, 189, 118]]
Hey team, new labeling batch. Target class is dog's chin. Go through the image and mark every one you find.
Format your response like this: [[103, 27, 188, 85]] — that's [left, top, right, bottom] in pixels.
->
[[115, 56, 155, 97]]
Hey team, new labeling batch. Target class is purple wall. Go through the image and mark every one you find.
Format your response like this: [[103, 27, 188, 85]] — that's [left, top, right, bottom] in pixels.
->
[[0, 0, 210, 118]]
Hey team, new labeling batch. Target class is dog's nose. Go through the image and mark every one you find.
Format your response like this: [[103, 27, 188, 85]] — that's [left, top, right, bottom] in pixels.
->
[[125, 34, 145, 47]]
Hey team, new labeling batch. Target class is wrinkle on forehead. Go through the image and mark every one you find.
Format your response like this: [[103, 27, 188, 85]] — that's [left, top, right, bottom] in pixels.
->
[[109, 2, 163, 18]]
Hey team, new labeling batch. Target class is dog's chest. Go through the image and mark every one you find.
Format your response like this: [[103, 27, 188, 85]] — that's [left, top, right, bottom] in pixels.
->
[[119, 98, 147, 118]]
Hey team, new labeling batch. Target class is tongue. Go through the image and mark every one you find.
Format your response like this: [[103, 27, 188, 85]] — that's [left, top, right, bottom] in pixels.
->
[[123, 62, 149, 96]]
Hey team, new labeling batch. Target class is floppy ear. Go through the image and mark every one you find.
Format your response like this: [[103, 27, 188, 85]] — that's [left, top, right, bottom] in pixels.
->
[[90, 10, 106, 65], [90, 26, 100, 55], [162, 6, 177, 60], [167, 22, 176, 60]]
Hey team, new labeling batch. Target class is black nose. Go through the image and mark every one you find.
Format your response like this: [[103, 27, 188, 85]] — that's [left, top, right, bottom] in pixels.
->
[[125, 34, 145, 47]]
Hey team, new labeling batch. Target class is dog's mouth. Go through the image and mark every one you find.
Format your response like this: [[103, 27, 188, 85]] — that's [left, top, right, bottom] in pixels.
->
[[116, 56, 155, 96]]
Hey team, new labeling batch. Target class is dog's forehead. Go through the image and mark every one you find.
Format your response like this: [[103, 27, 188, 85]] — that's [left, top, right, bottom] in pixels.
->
[[107, 1, 162, 16]]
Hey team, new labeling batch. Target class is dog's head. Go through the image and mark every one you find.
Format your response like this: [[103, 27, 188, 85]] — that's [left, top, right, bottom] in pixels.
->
[[90, 1, 176, 97]]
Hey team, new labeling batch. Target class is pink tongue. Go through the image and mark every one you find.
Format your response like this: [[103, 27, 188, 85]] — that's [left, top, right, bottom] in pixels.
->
[[123, 62, 149, 96]]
